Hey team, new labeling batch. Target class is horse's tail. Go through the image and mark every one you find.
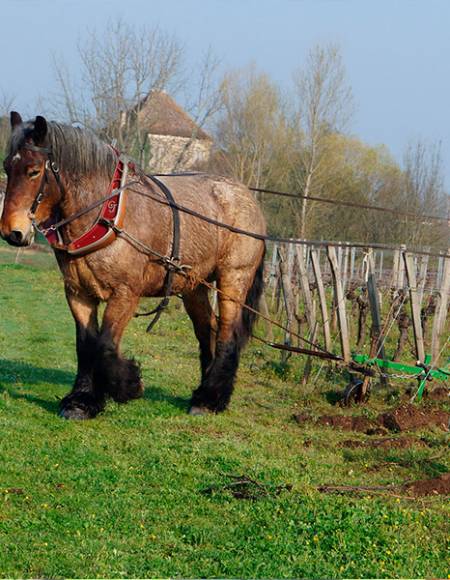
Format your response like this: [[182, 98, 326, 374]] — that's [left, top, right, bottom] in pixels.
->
[[239, 245, 266, 347]]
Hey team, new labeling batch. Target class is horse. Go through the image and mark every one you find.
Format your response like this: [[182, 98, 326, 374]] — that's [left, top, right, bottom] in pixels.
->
[[0, 112, 266, 419]]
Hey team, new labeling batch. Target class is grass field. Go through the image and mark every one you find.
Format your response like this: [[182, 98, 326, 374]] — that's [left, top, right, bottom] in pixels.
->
[[0, 243, 449, 579]]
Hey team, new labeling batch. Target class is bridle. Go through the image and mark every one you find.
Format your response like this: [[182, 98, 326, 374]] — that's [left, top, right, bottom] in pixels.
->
[[22, 142, 64, 221]]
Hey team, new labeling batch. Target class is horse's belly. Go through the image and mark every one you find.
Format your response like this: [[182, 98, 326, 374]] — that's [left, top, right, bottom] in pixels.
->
[[142, 254, 216, 297]]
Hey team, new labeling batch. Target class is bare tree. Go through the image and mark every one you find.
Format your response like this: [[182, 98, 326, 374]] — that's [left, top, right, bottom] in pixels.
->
[[214, 65, 293, 189], [53, 22, 184, 164], [53, 23, 223, 171], [291, 44, 354, 237], [401, 139, 449, 249], [172, 48, 224, 170]]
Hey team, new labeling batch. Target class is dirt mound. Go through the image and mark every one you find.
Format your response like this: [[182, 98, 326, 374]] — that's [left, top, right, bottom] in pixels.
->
[[317, 473, 450, 497], [292, 413, 378, 433], [316, 415, 377, 432], [294, 403, 449, 435], [380, 404, 449, 432], [293, 412, 313, 425], [425, 386, 449, 401], [342, 436, 427, 449], [403, 472, 450, 496]]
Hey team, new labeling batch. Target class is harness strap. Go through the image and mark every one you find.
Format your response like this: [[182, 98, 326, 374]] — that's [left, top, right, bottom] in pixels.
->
[[135, 174, 182, 332], [36, 153, 135, 255], [27, 143, 182, 332], [24, 143, 63, 221]]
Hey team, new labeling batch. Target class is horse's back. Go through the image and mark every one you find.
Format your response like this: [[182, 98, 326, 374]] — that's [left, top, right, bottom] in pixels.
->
[[160, 173, 266, 267]]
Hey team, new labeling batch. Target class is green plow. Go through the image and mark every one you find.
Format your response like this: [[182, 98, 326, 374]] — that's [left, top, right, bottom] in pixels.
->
[[351, 353, 450, 401]]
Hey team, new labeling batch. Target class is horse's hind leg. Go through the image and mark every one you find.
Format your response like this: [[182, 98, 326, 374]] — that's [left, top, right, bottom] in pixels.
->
[[189, 258, 264, 414], [183, 285, 217, 379], [59, 291, 104, 420]]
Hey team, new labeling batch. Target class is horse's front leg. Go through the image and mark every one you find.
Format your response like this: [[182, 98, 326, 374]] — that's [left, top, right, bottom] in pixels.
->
[[59, 291, 104, 420], [94, 289, 143, 404]]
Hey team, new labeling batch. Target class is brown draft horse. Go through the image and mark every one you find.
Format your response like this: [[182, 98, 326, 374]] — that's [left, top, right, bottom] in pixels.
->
[[0, 113, 266, 419]]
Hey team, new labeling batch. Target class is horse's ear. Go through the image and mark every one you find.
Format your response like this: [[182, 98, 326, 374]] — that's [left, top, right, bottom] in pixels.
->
[[10, 111, 22, 128], [32, 115, 48, 144]]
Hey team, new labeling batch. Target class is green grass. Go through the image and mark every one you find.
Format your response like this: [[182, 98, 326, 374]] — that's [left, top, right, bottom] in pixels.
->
[[0, 246, 449, 579]]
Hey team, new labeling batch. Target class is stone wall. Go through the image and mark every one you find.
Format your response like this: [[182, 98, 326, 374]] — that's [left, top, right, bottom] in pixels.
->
[[148, 134, 212, 172]]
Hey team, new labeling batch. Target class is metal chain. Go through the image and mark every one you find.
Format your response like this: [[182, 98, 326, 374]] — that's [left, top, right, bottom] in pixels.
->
[[377, 369, 425, 381]]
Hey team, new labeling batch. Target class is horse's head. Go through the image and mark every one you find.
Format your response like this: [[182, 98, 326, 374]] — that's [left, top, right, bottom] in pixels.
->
[[0, 112, 62, 247]]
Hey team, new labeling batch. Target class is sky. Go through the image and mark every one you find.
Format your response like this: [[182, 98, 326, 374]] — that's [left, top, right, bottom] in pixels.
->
[[2, 0, 450, 186]]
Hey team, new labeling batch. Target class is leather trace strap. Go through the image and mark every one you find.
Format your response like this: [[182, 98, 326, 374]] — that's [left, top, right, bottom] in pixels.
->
[[135, 174, 182, 332]]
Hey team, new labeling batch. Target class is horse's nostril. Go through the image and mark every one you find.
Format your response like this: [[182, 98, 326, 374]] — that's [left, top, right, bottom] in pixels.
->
[[9, 230, 24, 245]]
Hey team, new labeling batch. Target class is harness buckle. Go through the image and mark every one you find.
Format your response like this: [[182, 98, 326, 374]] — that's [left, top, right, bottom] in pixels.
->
[[28, 192, 45, 220], [45, 159, 60, 174], [165, 256, 191, 273]]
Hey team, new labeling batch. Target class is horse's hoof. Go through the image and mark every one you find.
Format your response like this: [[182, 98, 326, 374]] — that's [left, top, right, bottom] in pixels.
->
[[188, 405, 212, 416], [59, 406, 93, 420], [132, 380, 145, 399]]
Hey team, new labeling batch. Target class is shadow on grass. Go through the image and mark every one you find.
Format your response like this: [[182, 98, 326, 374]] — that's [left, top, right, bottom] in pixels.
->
[[0, 358, 74, 386], [142, 385, 190, 413], [0, 358, 189, 415], [0, 359, 72, 414], [324, 389, 344, 406]]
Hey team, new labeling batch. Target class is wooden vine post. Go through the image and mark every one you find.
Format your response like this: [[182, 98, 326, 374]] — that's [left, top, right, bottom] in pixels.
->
[[431, 253, 450, 364], [310, 248, 332, 353], [366, 248, 388, 390], [350, 246, 356, 281], [417, 249, 430, 304], [327, 246, 350, 362], [397, 244, 406, 289], [296, 245, 318, 385], [278, 246, 297, 364], [296, 246, 316, 332], [342, 244, 350, 295], [403, 251, 425, 363], [391, 249, 400, 288], [366, 249, 385, 355]]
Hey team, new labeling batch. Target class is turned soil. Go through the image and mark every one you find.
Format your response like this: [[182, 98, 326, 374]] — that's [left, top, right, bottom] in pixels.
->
[[403, 473, 450, 496], [294, 403, 449, 434]]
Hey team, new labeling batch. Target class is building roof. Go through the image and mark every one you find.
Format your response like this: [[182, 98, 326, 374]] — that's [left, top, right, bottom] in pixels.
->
[[136, 91, 212, 141]]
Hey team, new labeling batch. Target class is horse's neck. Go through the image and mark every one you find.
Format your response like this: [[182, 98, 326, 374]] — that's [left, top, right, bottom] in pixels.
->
[[59, 171, 112, 237]]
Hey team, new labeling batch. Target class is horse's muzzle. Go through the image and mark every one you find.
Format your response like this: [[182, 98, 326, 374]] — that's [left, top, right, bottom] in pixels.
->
[[3, 228, 34, 247]]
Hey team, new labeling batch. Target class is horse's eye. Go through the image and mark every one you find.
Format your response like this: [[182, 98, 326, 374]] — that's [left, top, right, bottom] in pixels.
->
[[28, 169, 41, 179]]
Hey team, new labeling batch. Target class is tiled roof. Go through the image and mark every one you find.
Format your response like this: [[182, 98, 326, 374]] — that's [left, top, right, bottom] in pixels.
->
[[136, 91, 212, 141]]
